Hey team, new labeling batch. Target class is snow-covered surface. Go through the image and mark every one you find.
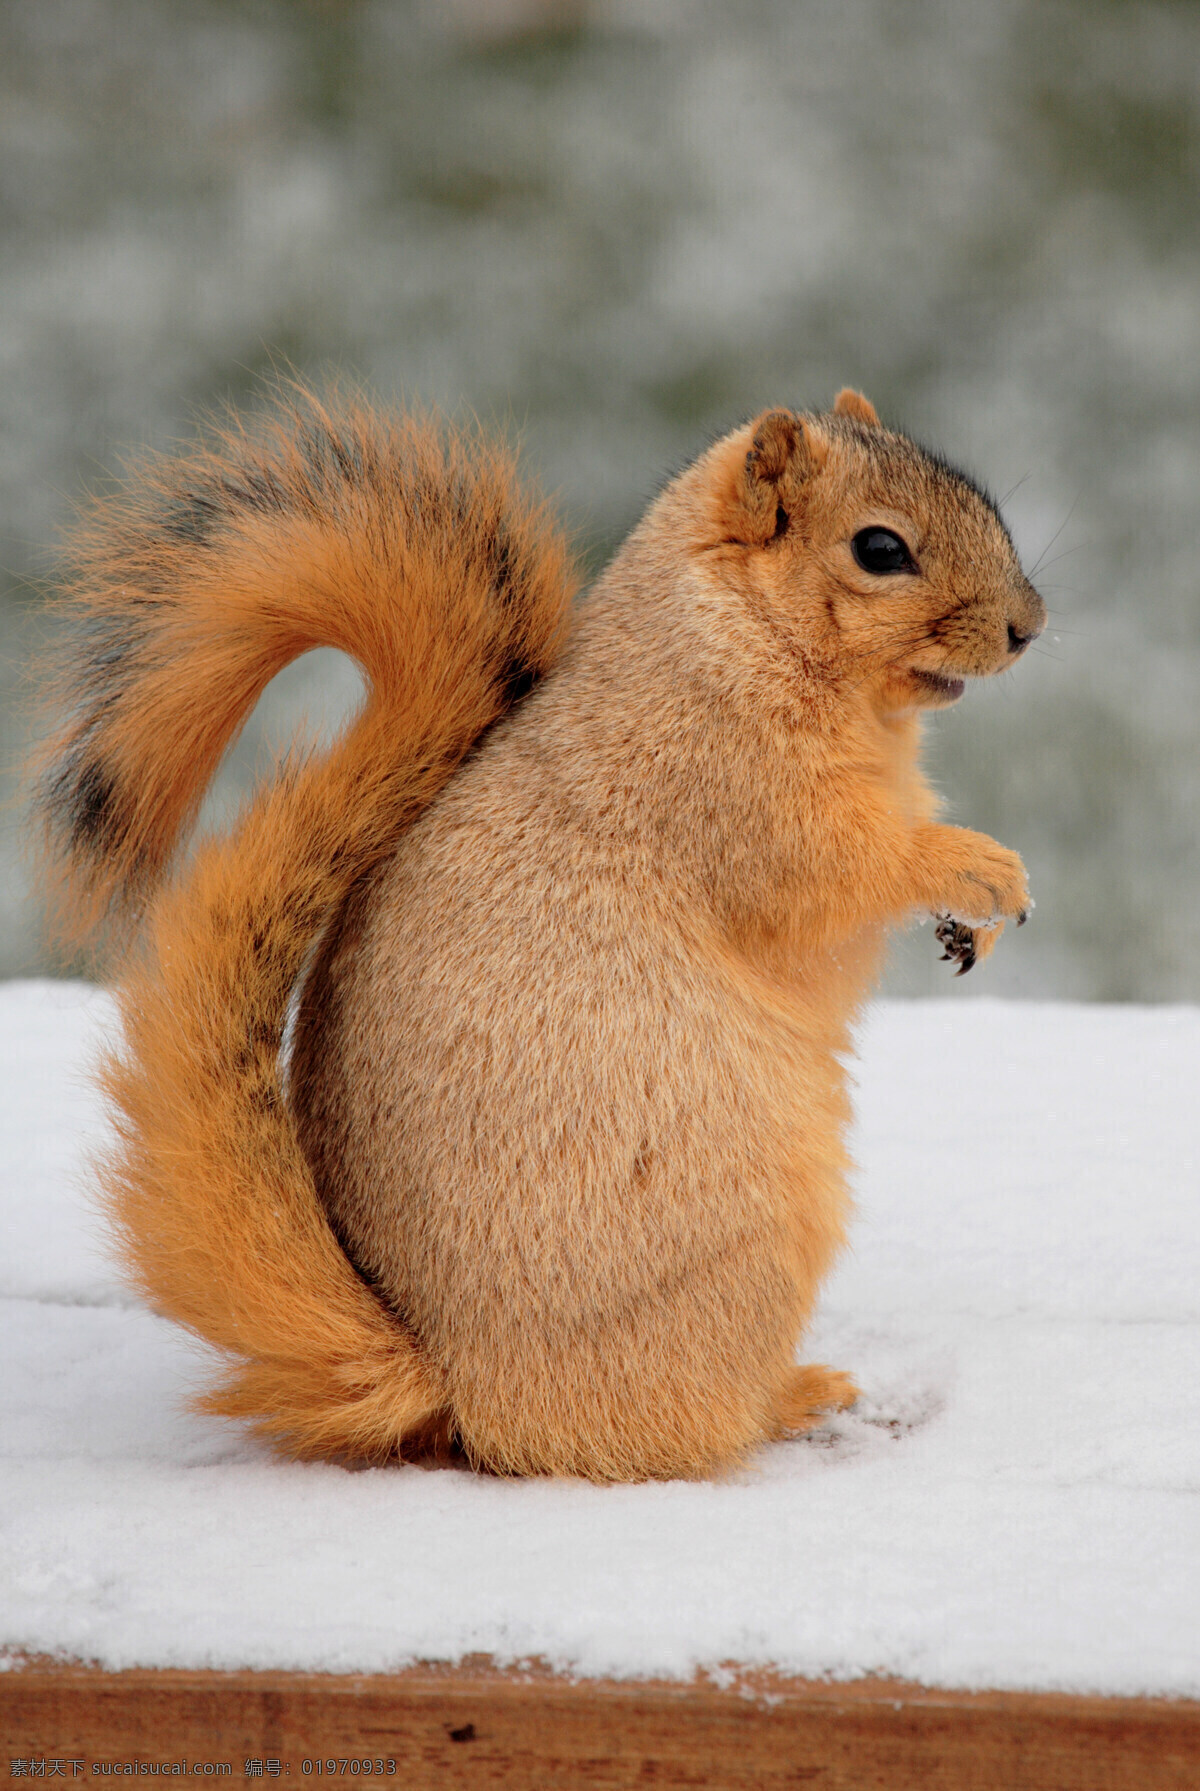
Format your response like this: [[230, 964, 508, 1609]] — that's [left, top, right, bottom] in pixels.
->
[[1, 979, 1196, 1693]]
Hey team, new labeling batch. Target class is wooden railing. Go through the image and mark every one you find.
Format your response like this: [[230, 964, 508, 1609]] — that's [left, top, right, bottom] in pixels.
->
[[3, 1661, 1198, 1789]]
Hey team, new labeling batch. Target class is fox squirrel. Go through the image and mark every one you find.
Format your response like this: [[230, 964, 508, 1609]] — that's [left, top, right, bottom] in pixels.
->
[[34, 384, 1045, 1480]]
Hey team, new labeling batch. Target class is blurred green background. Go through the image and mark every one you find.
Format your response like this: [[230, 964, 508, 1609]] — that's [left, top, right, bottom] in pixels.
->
[[2, 0, 1197, 998]]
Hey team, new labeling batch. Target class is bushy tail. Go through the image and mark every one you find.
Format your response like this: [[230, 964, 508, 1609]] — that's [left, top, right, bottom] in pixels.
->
[[33, 386, 575, 1459]]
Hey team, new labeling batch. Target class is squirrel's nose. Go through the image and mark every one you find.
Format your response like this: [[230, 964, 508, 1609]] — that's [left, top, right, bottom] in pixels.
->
[[1006, 578, 1047, 656]]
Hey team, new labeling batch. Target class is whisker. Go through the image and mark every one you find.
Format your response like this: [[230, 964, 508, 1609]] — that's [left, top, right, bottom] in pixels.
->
[[1027, 495, 1080, 581], [835, 625, 935, 668], [837, 637, 933, 685], [1030, 544, 1084, 578], [997, 472, 1031, 511], [839, 631, 943, 695]]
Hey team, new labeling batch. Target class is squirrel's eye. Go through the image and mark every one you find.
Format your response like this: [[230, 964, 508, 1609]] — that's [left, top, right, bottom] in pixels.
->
[[852, 527, 916, 575]]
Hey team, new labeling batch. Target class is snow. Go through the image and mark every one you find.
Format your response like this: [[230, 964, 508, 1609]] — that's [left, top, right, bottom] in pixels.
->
[[1, 979, 1197, 1693]]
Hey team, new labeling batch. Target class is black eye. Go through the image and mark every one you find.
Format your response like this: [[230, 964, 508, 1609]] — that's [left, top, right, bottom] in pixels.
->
[[852, 527, 916, 575]]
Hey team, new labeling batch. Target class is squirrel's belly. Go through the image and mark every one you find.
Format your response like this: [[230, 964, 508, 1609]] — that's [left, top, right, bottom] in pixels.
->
[[289, 766, 854, 1474]]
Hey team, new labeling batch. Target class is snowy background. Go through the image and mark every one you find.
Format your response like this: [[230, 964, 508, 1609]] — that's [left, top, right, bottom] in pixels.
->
[[2, 0, 1200, 998], [2, 0, 1197, 1698], [3, 980, 1196, 1692]]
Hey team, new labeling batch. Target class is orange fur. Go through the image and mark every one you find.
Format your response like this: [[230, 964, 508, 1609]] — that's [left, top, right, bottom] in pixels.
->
[[34, 386, 1044, 1478], [33, 390, 572, 1460]]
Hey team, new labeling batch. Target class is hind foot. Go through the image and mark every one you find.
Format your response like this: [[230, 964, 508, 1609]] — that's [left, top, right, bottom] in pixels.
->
[[397, 1408, 469, 1468], [768, 1364, 859, 1439]]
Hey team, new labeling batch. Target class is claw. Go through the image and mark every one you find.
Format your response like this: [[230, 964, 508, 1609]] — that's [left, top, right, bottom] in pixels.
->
[[935, 913, 979, 975]]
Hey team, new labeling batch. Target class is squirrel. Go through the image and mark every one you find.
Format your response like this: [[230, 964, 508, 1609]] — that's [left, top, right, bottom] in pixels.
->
[[33, 384, 1045, 1480]]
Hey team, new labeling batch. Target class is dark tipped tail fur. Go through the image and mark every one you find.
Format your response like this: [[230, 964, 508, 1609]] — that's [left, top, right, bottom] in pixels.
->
[[33, 386, 575, 1457]]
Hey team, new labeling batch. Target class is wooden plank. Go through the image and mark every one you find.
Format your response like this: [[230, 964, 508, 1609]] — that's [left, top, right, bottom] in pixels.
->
[[2, 1660, 1198, 1790]]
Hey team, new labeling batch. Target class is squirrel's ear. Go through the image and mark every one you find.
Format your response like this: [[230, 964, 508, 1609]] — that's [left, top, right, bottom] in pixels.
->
[[731, 409, 826, 544], [833, 388, 880, 426]]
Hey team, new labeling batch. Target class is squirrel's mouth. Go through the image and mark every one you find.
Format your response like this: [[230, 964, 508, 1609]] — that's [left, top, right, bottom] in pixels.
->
[[911, 668, 966, 704]]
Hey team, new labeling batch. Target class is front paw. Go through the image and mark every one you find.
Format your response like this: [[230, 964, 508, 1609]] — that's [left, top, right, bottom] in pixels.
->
[[935, 913, 980, 976], [932, 829, 1031, 926], [912, 826, 1030, 974], [934, 913, 1010, 977]]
